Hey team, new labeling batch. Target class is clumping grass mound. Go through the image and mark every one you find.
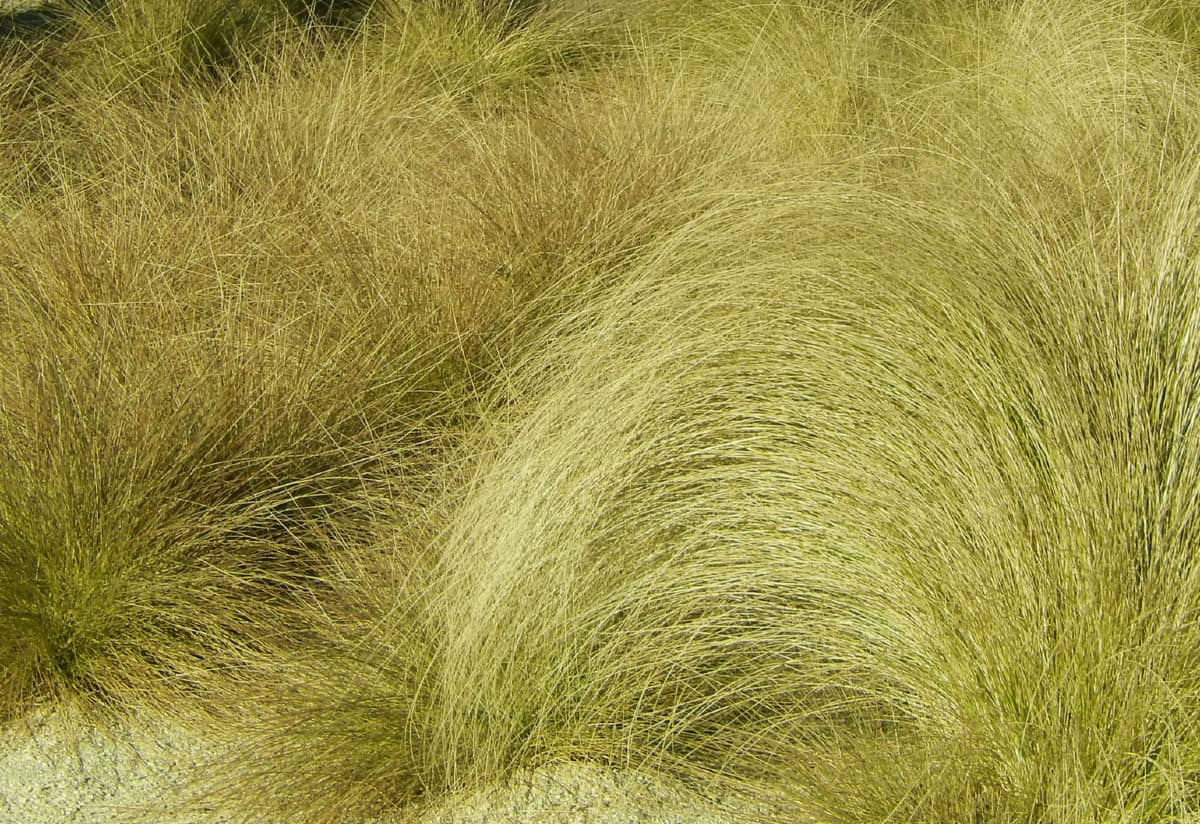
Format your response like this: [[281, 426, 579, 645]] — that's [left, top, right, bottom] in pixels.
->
[[425, 169, 1200, 819], [2, 1, 1200, 822]]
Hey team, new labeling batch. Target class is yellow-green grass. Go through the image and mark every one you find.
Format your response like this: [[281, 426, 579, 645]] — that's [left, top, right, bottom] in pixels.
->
[[0, 0, 729, 722], [2, 1, 1200, 822]]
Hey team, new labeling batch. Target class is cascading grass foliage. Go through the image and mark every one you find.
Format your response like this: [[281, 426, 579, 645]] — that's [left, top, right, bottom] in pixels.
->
[[2, 0, 1200, 821]]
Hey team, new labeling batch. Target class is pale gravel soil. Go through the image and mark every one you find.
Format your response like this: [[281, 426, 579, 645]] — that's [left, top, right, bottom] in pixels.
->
[[0, 711, 764, 823], [0, 709, 232, 824], [416, 762, 765, 824]]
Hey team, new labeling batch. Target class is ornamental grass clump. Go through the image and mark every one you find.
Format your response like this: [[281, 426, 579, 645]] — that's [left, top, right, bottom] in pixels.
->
[[421, 157, 1200, 822], [0, 0, 738, 738], [261, 4, 1200, 821], [3, 1, 1200, 822], [0, 187, 452, 719], [185, 40, 774, 824]]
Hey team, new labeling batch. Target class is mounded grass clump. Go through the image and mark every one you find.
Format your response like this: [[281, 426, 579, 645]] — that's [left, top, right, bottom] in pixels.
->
[[3, 1, 1200, 822], [0, 184, 455, 716], [415, 156, 1200, 821], [0, 0, 730, 734]]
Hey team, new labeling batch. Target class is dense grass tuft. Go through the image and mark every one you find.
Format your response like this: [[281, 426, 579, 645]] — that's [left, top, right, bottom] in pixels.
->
[[3, 1, 1200, 821]]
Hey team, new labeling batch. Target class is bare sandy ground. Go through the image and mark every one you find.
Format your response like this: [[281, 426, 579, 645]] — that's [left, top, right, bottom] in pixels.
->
[[0, 710, 758, 823], [0, 709, 229, 823]]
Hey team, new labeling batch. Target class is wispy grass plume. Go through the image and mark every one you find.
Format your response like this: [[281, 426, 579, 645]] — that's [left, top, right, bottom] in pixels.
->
[[3, 2, 1200, 823]]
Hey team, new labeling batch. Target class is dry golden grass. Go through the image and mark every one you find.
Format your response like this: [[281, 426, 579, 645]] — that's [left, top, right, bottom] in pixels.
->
[[2, 1, 1200, 822]]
